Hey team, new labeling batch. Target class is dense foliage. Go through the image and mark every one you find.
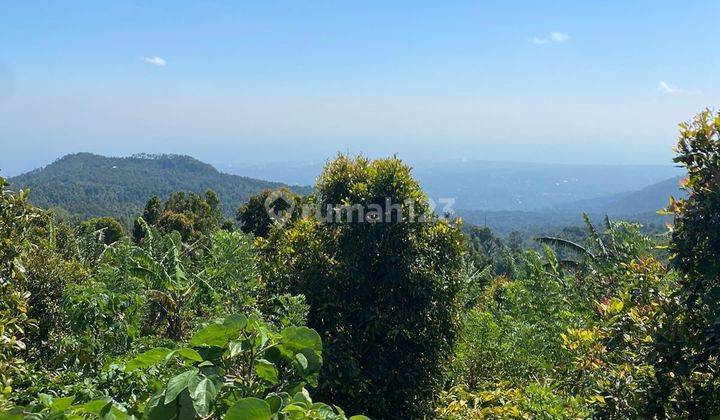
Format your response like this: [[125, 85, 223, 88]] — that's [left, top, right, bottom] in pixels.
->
[[9, 153, 310, 228], [133, 190, 227, 244], [651, 109, 720, 416], [0, 175, 361, 419], [2, 109, 719, 418], [257, 156, 464, 419]]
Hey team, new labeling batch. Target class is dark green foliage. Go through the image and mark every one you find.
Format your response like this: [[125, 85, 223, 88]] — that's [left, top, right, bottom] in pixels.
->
[[652, 109, 720, 416], [258, 155, 465, 419], [462, 225, 512, 276], [133, 196, 162, 242], [78, 217, 125, 245], [9, 153, 310, 228], [0, 178, 39, 409], [134, 190, 225, 243], [236, 188, 298, 238], [4, 117, 717, 419]]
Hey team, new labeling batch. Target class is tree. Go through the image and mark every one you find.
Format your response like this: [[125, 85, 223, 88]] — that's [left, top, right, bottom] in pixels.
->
[[0, 177, 39, 409], [652, 109, 720, 416], [134, 190, 225, 243], [508, 230, 524, 254], [133, 196, 162, 242], [258, 155, 465, 418], [236, 188, 297, 238], [78, 217, 125, 245]]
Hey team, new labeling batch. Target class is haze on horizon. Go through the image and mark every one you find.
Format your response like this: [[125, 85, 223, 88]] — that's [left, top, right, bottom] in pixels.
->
[[1, 1, 718, 176]]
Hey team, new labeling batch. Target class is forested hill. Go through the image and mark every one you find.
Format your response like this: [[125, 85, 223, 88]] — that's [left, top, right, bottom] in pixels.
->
[[556, 175, 684, 215], [8, 153, 311, 226], [458, 175, 686, 236]]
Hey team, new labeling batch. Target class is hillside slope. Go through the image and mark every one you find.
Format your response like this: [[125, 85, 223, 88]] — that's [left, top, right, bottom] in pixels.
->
[[458, 176, 686, 236], [558, 176, 685, 215], [8, 153, 310, 226]]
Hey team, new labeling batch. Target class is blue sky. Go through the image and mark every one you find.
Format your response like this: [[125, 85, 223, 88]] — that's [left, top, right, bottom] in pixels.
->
[[1, 1, 718, 175]]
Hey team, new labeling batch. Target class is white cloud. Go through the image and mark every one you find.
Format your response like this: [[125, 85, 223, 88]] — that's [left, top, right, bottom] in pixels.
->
[[531, 32, 569, 45], [657, 81, 701, 96], [143, 56, 166, 67]]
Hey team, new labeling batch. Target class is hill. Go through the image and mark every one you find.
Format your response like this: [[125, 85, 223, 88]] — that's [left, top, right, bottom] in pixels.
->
[[8, 153, 311, 227], [458, 176, 686, 236], [558, 176, 685, 215]]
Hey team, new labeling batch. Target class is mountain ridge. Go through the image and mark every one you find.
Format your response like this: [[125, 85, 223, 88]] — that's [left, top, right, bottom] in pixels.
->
[[8, 152, 311, 227]]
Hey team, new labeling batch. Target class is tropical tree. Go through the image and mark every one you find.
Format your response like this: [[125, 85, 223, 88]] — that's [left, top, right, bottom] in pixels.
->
[[236, 188, 298, 238], [258, 155, 465, 418], [652, 109, 720, 417]]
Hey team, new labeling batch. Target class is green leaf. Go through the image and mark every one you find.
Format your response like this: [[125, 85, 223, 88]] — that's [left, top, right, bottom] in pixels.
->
[[264, 394, 282, 414], [144, 393, 177, 420], [292, 389, 312, 406], [349, 416, 371, 420], [310, 403, 335, 417], [177, 347, 204, 362], [281, 327, 322, 353], [280, 404, 306, 413], [225, 397, 271, 420], [165, 369, 199, 404], [295, 353, 308, 370], [0, 409, 24, 420], [228, 340, 244, 357], [190, 324, 231, 348], [51, 396, 76, 411], [191, 315, 247, 348], [38, 393, 53, 407], [125, 347, 173, 371], [254, 359, 279, 384], [223, 314, 248, 330], [188, 376, 219, 417], [79, 398, 113, 415]]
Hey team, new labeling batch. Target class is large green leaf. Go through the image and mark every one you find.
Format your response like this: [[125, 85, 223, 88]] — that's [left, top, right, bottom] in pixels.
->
[[164, 369, 199, 404], [190, 315, 247, 348], [281, 327, 322, 352], [254, 359, 279, 384], [177, 347, 204, 362], [79, 398, 113, 415], [144, 393, 177, 420], [124, 347, 173, 371], [264, 394, 282, 414], [188, 375, 219, 417], [51, 396, 76, 411], [225, 397, 271, 420], [0, 408, 24, 420]]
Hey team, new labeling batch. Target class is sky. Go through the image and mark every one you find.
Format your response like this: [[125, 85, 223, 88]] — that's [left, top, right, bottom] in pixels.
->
[[1, 1, 718, 176]]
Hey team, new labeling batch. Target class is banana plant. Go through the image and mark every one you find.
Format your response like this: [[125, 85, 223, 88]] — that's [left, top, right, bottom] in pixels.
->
[[125, 219, 201, 340]]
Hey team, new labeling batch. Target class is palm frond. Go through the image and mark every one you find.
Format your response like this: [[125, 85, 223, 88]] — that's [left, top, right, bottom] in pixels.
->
[[583, 213, 608, 257], [603, 215, 612, 230], [534, 236, 595, 259]]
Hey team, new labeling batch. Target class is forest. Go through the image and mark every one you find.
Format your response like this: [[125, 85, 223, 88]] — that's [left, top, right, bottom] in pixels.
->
[[1, 109, 719, 419]]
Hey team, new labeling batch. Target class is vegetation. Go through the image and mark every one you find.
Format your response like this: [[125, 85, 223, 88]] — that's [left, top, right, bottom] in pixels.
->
[[257, 156, 464, 419], [651, 109, 720, 416], [133, 190, 226, 244], [9, 153, 310, 228], [1, 109, 719, 418]]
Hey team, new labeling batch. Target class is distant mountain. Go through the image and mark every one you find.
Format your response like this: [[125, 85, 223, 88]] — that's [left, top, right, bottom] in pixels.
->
[[8, 153, 311, 227], [557, 176, 685, 215], [458, 176, 686, 236], [219, 159, 682, 211]]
